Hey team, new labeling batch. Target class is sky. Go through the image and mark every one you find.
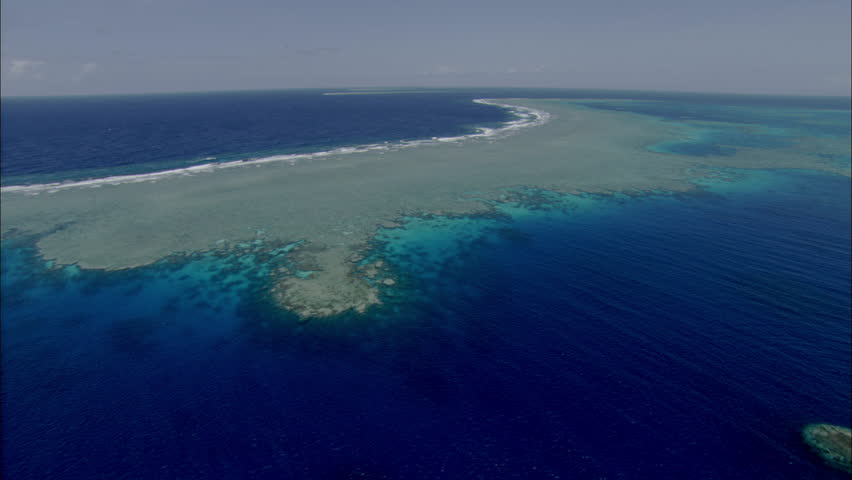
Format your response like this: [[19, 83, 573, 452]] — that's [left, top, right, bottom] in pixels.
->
[[1, 0, 850, 96]]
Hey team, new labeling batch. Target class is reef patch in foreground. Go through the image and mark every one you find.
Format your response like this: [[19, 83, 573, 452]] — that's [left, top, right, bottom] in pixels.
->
[[802, 423, 852, 473], [270, 246, 384, 319]]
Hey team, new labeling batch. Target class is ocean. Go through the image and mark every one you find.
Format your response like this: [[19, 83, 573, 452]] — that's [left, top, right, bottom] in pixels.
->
[[1, 89, 850, 479]]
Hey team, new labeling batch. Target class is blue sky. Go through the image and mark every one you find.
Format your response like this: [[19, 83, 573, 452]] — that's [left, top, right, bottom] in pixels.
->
[[1, 0, 850, 96]]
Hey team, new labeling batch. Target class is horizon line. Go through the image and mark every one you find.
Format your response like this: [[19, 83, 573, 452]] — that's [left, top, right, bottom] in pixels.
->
[[2, 85, 851, 100]]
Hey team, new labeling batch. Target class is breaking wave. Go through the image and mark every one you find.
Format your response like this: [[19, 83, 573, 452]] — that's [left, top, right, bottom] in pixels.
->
[[1, 100, 550, 195]]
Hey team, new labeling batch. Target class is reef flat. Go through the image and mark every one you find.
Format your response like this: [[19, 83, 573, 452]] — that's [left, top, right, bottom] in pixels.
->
[[802, 424, 852, 473], [1, 99, 848, 318]]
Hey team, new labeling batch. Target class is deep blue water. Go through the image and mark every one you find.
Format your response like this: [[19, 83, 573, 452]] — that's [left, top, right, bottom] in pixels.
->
[[1, 90, 514, 184], [2, 91, 851, 479]]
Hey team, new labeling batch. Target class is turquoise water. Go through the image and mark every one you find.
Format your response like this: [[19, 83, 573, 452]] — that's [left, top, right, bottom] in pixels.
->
[[571, 99, 851, 171]]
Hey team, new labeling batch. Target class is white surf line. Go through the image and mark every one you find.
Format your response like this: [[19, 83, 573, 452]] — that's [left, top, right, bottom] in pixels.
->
[[1, 99, 551, 195]]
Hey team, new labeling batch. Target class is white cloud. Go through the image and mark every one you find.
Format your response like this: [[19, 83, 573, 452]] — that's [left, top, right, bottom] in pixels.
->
[[72, 62, 100, 82], [433, 65, 457, 75], [10, 59, 46, 77]]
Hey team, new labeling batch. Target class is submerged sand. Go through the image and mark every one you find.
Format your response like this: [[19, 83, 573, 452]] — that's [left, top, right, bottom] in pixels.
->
[[1, 99, 848, 318]]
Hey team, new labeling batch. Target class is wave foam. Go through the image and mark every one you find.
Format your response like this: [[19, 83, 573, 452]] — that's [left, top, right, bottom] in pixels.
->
[[2, 99, 551, 195]]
